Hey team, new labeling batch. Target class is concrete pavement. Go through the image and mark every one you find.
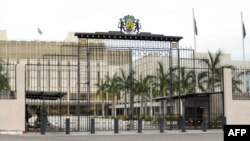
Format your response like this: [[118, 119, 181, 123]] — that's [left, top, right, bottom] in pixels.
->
[[0, 130, 223, 141]]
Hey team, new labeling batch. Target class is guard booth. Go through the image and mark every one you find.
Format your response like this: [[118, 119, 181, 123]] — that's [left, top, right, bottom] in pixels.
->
[[155, 92, 223, 129]]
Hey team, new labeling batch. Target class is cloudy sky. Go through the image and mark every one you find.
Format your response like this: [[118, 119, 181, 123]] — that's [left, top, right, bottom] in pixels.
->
[[0, 0, 249, 60]]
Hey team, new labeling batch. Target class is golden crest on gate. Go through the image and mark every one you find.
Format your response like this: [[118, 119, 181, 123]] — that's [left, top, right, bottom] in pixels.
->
[[118, 15, 141, 34]]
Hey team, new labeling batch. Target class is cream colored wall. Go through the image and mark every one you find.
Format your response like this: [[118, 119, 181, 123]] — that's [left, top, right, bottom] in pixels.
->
[[226, 100, 250, 124], [0, 64, 25, 132], [224, 68, 250, 125], [0, 100, 25, 131], [0, 30, 7, 40]]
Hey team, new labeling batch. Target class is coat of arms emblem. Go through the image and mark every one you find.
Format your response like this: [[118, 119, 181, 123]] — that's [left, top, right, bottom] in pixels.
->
[[118, 15, 141, 34]]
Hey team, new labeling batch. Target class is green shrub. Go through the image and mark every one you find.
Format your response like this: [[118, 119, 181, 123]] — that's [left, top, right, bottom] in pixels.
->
[[117, 115, 129, 120], [165, 114, 180, 121], [133, 115, 138, 120], [144, 116, 153, 121]]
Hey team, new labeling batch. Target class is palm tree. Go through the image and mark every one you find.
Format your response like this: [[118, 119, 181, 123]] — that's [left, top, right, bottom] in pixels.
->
[[116, 69, 135, 115], [96, 79, 108, 117], [197, 71, 208, 92], [153, 62, 176, 116], [199, 50, 232, 92], [178, 67, 196, 94], [0, 60, 10, 91], [232, 72, 244, 93], [154, 62, 170, 97], [134, 74, 154, 116], [232, 69, 245, 93], [105, 73, 122, 117]]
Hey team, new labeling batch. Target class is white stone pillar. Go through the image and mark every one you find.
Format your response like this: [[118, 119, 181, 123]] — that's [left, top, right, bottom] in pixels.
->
[[16, 64, 26, 100], [223, 68, 232, 122]]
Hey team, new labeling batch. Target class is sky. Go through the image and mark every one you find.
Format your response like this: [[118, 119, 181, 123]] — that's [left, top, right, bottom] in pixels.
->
[[0, 0, 249, 61]]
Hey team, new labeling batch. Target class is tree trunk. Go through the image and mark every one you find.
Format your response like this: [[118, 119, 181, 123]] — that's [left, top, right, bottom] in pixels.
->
[[140, 94, 143, 116], [144, 100, 148, 115], [94, 93, 96, 116], [102, 97, 105, 117], [124, 91, 127, 116], [150, 86, 153, 117], [114, 95, 117, 117], [112, 94, 115, 117]]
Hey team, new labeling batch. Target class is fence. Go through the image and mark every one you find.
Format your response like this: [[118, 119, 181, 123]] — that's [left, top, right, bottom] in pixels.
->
[[232, 68, 250, 100], [0, 63, 16, 99], [2, 32, 250, 133], [22, 32, 227, 132]]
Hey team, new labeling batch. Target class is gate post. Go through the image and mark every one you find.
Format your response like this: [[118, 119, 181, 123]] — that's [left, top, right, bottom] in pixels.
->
[[202, 117, 207, 132], [114, 118, 119, 134], [40, 111, 46, 135], [223, 68, 231, 129], [90, 118, 95, 134], [138, 117, 142, 133], [16, 64, 26, 132], [181, 116, 186, 132], [159, 117, 164, 133], [66, 118, 70, 134]]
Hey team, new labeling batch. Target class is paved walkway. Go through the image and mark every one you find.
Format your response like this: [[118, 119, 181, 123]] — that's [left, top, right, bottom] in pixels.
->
[[0, 130, 223, 141]]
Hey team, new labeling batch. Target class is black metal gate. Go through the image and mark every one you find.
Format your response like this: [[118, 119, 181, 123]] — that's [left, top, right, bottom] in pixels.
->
[[25, 32, 224, 132]]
